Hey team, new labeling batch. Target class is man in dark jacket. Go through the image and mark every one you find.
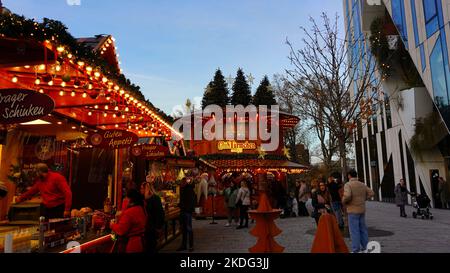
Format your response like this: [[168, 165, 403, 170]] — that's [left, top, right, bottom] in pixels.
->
[[327, 176, 344, 228], [178, 177, 196, 251]]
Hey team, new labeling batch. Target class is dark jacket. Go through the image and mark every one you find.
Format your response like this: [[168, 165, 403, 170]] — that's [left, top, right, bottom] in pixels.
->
[[327, 181, 343, 202], [145, 194, 165, 232], [179, 183, 196, 213], [395, 183, 410, 206]]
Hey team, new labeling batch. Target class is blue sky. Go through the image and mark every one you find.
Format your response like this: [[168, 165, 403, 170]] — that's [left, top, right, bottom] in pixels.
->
[[4, 0, 344, 116]]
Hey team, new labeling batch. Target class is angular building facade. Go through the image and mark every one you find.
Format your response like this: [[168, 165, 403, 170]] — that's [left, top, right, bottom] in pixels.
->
[[344, 0, 450, 207]]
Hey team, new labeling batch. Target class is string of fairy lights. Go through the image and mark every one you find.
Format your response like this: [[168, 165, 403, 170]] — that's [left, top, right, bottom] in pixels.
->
[[0, 11, 182, 140]]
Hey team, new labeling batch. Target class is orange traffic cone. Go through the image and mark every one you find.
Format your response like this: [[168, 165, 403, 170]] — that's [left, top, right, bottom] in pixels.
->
[[311, 213, 349, 253]]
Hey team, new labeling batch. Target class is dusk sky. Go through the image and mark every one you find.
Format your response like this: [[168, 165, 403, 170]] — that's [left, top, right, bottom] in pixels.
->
[[4, 0, 344, 116]]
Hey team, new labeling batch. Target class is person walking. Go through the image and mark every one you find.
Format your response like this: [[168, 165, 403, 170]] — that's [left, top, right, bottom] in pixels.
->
[[342, 170, 375, 253], [235, 180, 251, 229], [327, 176, 345, 228], [110, 189, 147, 253], [395, 178, 412, 217], [311, 182, 332, 224], [438, 177, 449, 209], [177, 177, 196, 251], [224, 181, 239, 227]]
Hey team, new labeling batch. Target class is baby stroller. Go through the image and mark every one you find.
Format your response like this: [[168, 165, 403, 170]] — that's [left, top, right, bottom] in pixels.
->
[[412, 194, 433, 220]]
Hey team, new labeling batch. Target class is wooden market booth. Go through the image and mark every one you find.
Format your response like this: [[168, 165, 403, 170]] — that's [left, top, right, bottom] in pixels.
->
[[0, 9, 183, 252], [189, 109, 309, 218]]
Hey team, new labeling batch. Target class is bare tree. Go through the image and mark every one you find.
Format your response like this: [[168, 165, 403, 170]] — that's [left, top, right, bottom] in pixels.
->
[[285, 13, 381, 179]]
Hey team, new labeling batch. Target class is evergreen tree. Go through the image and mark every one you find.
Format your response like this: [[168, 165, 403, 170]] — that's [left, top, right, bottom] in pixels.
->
[[201, 81, 214, 109], [231, 68, 252, 106], [252, 76, 277, 106]]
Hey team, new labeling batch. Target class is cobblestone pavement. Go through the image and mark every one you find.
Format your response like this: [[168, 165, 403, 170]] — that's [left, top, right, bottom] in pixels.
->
[[161, 202, 450, 253]]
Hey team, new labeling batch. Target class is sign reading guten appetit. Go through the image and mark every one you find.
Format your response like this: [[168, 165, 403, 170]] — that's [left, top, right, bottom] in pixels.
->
[[87, 130, 139, 149], [0, 89, 55, 124]]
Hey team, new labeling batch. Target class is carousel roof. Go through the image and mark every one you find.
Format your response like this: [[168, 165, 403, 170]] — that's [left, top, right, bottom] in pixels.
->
[[203, 158, 309, 170]]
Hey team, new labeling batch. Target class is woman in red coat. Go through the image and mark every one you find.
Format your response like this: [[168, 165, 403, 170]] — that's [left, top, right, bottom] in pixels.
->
[[110, 189, 147, 253]]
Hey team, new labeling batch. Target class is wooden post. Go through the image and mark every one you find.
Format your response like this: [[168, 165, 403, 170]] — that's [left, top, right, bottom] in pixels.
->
[[113, 149, 118, 208]]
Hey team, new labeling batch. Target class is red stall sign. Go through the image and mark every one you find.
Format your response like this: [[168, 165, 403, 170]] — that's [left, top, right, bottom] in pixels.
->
[[131, 144, 170, 159], [0, 89, 55, 124], [87, 130, 138, 149]]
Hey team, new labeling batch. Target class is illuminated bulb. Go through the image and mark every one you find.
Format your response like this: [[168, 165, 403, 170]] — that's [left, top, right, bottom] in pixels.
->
[[125, 93, 129, 98], [105, 105, 109, 110], [94, 71, 100, 78], [77, 61, 85, 67], [12, 75, 18, 83], [84, 130, 88, 133], [114, 106, 119, 111], [59, 90, 65, 96], [67, 54, 73, 59], [114, 86, 120, 91], [82, 91, 87, 98], [57, 121, 62, 125], [71, 126, 76, 130], [57, 46, 65, 53], [88, 111, 92, 116], [94, 105, 98, 109], [86, 66, 93, 72], [119, 90, 125, 95], [106, 96, 111, 101], [38, 89, 44, 93], [113, 113, 117, 118], [39, 64, 46, 70], [102, 77, 108, 83], [48, 80, 54, 86], [61, 82, 66, 87], [24, 65, 30, 69], [122, 115, 125, 119], [35, 78, 41, 85], [125, 107, 129, 112], [71, 90, 76, 97], [115, 124, 119, 128], [103, 112, 107, 117], [55, 65, 61, 72], [88, 84, 93, 90]]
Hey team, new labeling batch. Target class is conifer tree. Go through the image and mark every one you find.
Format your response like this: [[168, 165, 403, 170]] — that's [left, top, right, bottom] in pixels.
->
[[231, 68, 252, 106], [252, 76, 277, 106]]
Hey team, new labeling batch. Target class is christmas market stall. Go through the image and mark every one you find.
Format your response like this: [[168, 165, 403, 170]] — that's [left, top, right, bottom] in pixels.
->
[[0, 9, 181, 253], [189, 109, 309, 219]]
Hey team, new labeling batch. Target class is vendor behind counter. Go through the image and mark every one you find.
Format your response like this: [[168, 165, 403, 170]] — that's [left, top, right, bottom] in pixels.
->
[[14, 163, 72, 220]]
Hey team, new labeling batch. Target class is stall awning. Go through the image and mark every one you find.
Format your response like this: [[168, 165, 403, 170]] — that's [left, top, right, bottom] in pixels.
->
[[202, 158, 309, 173]]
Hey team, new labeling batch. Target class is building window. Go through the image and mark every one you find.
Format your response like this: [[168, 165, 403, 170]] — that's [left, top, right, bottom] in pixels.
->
[[405, 143, 417, 194], [363, 138, 370, 187], [430, 33, 450, 126], [384, 93, 392, 129], [420, 44, 427, 72], [411, 0, 420, 47], [391, 0, 408, 47], [398, 131, 406, 182], [423, 0, 443, 38]]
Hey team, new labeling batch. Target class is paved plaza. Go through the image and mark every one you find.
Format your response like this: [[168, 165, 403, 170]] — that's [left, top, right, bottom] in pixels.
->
[[161, 202, 450, 253]]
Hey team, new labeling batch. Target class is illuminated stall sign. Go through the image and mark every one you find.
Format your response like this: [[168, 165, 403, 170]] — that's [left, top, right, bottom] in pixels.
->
[[217, 141, 257, 153], [131, 144, 170, 159], [0, 89, 55, 124], [87, 130, 138, 149]]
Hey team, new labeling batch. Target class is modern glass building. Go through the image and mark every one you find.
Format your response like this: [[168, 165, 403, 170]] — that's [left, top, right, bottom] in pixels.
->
[[344, 0, 450, 207]]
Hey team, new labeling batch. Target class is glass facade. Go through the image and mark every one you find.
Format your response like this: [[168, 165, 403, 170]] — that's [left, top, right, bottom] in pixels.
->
[[411, 0, 420, 47], [423, 0, 444, 38], [430, 32, 450, 126], [391, 0, 408, 48], [420, 44, 426, 71]]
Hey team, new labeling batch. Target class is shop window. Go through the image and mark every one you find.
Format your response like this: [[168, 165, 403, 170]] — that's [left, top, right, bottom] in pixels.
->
[[405, 142, 417, 194], [381, 155, 396, 203], [363, 138, 370, 187], [398, 131, 406, 182]]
